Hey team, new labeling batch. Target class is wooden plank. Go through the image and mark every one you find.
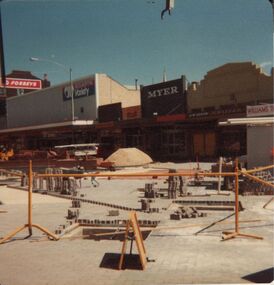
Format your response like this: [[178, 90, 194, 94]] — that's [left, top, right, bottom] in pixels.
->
[[129, 212, 147, 269], [118, 220, 130, 270], [118, 211, 147, 270]]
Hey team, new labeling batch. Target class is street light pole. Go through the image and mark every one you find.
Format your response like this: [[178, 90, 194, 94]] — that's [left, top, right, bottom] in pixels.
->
[[269, 0, 274, 99], [29, 57, 75, 121], [69, 67, 74, 121]]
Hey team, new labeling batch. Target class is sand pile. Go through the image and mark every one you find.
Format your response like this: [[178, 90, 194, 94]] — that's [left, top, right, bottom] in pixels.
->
[[105, 148, 153, 167]]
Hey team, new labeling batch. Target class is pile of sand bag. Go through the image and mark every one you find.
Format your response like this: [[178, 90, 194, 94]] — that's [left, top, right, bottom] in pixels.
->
[[105, 147, 153, 167]]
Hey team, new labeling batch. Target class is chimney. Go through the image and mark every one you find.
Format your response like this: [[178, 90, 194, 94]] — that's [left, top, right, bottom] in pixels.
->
[[42, 73, 51, 88], [190, 81, 197, 91], [135, 79, 138, 90], [181, 75, 187, 92], [163, 67, 167, 82]]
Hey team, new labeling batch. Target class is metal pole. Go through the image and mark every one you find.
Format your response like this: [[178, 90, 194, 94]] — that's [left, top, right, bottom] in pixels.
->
[[217, 157, 222, 194], [0, 3, 6, 86], [70, 67, 74, 121], [28, 160, 33, 235], [29, 57, 74, 121], [234, 159, 239, 233], [271, 1, 274, 100]]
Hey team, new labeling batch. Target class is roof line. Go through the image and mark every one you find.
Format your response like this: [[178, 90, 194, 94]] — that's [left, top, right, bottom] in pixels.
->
[[0, 120, 95, 133]]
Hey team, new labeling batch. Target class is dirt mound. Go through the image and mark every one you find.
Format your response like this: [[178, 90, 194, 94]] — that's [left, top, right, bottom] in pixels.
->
[[105, 148, 153, 167]]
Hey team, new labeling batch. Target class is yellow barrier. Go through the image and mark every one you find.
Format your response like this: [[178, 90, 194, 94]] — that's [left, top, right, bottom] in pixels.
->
[[241, 171, 274, 189], [243, 165, 274, 174], [0, 161, 58, 244], [2, 160, 272, 243]]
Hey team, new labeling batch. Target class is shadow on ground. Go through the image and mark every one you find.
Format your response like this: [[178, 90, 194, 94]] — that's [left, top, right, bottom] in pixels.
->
[[100, 253, 142, 270], [242, 267, 274, 283]]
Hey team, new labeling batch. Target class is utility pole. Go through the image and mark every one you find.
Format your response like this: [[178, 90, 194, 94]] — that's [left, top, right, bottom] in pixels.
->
[[0, 1, 6, 86]]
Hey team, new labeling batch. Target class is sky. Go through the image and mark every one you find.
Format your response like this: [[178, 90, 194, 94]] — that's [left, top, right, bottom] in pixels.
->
[[0, 0, 273, 87]]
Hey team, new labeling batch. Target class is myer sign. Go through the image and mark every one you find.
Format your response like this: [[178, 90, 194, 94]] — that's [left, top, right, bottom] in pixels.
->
[[142, 79, 183, 100], [147, 86, 179, 99], [141, 78, 186, 118], [63, 78, 95, 101]]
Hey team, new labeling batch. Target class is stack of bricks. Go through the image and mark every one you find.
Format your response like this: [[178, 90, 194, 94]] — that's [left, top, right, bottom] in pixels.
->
[[72, 200, 81, 208], [67, 209, 79, 220], [76, 218, 160, 227], [167, 169, 177, 199], [54, 168, 63, 192], [170, 206, 207, 220], [140, 199, 159, 213], [55, 220, 76, 235], [45, 168, 54, 191], [144, 183, 158, 198]]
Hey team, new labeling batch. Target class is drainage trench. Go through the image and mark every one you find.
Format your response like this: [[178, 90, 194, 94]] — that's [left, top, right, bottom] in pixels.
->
[[69, 226, 152, 241]]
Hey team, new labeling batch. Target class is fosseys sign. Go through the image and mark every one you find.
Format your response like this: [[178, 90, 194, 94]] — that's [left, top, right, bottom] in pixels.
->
[[0, 78, 42, 89], [63, 78, 95, 101]]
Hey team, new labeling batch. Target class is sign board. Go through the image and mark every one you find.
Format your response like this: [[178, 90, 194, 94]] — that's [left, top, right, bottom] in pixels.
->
[[63, 77, 95, 101], [122, 105, 141, 120], [141, 78, 186, 118], [0, 78, 42, 89], [156, 113, 186, 122], [98, 102, 122, 123], [119, 211, 147, 270], [246, 104, 274, 117]]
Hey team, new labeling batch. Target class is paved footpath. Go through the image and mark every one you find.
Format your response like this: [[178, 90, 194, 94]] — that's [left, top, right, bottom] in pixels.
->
[[0, 174, 273, 285]]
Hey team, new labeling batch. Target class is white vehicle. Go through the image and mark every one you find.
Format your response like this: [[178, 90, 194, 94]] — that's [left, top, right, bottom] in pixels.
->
[[54, 143, 98, 159]]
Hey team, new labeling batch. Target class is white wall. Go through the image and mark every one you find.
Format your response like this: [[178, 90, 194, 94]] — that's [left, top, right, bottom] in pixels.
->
[[7, 75, 97, 128], [247, 125, 274, 168]]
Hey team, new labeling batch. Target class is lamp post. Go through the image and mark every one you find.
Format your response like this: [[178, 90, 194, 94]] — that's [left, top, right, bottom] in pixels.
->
[[270, 1, 274, 63], [29, 57, 75, 121]]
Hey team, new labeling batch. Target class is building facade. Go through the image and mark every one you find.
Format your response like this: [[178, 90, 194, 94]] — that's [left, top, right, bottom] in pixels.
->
[[0, 70, 50, 129], [0, 62, 272, 162], [187, 62, 272, 113]]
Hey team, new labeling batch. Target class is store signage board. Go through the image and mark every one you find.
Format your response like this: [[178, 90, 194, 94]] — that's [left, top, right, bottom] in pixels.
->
[[246, 104, 274, 117], [63, 78, 95, 101], [0, 78, 42, 89]]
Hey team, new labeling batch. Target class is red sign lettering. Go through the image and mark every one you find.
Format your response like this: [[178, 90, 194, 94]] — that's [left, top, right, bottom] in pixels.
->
[[0, 78, 42, 90]]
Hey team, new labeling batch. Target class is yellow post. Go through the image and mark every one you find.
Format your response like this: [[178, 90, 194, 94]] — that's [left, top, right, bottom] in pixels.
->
[[0, 160, 59, 244], [28, 160, 33, 235], [222, 158, 263, 241]]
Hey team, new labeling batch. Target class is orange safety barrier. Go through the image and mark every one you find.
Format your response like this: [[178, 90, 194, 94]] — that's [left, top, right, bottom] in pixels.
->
[[1, 160, 268, 244], [0, 161, 58, 244]]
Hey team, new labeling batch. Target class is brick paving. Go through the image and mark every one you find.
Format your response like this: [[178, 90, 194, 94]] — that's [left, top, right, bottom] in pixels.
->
[[0, 163, 273, 284]]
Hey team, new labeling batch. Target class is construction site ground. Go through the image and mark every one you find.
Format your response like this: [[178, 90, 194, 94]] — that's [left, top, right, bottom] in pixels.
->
[[0, 162, 273, 285]]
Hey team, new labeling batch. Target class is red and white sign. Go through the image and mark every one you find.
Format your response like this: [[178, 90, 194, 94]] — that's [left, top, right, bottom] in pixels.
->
[[0, 78, 42, 90], [247, 104, 274, 117]]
